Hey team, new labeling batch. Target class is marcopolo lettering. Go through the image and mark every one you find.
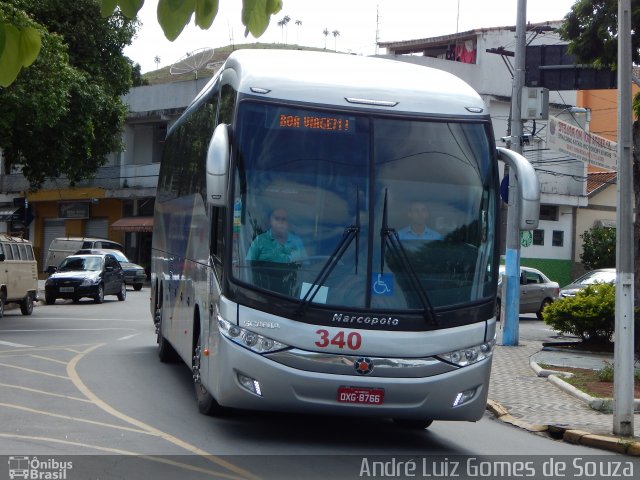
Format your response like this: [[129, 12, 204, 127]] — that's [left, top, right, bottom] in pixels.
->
[[332, 313, 400, 327]]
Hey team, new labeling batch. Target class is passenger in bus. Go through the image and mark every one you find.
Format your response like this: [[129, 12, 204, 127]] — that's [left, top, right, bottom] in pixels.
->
[[397, 201, 442, 241], [246, 208, 308, 263]]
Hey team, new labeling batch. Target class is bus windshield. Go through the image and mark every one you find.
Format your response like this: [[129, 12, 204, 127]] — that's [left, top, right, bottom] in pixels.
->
[[231, 101, 497, 311]]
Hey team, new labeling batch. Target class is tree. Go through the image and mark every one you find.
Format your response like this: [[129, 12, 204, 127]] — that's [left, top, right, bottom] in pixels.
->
[[559, 0, 640, 304], [295, 19, 302, 44], [0, 0, 283, 87], [0, 0, 138, 189], [580, 226, 616, 270], [323, 28, 329, 49], [332, 29, 340, 51]]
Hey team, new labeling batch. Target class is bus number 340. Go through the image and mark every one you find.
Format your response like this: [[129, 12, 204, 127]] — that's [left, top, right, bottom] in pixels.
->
[[314, 329, 362, 350]]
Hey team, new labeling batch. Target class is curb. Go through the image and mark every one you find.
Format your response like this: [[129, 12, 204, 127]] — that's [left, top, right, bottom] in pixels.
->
[[486, 399, 640, 456], [530, 360, 640, 413]]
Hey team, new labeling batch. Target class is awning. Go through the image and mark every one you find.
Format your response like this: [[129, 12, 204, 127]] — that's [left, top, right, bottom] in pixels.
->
[[0, 207, 20, 222], [111, 216, 154, 232]]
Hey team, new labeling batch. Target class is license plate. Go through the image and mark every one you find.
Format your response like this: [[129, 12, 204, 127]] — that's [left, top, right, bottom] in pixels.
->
[[337, 386, 384, 405], [59, 287, 74, 293]]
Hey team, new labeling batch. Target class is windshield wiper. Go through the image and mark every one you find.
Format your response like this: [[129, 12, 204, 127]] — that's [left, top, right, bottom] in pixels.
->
[[295, 190, 361, 316], [380, 189, 437, 325]]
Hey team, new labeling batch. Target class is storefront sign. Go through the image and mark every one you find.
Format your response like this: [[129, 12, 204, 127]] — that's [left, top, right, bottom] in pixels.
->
[[58, 201, 90, 219], [547, 117, 617, 171]]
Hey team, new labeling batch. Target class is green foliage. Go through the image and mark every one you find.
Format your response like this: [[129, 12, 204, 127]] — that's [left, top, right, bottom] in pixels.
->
[[0, 0, 137, 188], [598, 361, 614, 382], [579, 226, 616, 270], [542, 283, 616, 343], [558, 0, 640, 68], [1, 0, 280, 87]]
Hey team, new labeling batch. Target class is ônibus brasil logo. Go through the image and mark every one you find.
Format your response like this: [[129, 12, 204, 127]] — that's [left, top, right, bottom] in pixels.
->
[[8, 456, 73, 480]]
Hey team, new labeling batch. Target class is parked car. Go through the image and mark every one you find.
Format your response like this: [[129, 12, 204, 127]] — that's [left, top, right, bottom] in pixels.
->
[[497, 266, 560, 320], [44, 253, 126, 304], [75, 248, 147, 290], [44, 237, 123, 272], [560, 268, 616, 298]]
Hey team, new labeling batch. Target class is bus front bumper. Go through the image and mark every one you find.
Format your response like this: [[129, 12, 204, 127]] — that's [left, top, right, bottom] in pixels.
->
[[208, 336, 492, 422]]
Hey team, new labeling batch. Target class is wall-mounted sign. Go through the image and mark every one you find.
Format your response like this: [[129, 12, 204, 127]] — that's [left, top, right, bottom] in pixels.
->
[[58, 201, 90, 219], [547, 117, 617, 171]]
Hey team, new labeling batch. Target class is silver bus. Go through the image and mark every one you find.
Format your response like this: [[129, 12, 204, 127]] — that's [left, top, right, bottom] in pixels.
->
[[150, 49, 539, 429]]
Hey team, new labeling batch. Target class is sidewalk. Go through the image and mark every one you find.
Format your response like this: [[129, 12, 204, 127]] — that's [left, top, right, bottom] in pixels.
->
[[487, 317, 640, 455]]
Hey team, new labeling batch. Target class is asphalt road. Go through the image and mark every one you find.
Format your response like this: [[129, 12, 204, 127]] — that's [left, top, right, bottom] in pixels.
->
[[0, 289, 628, 480]]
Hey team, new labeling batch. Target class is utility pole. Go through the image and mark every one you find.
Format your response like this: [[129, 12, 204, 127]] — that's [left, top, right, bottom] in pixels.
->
[[614, 0, 634, 437], [503, 0, 527, 346]]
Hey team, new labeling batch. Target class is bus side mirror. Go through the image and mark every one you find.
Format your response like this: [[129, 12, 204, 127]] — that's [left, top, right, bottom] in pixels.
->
[[496, 147, 540, 230], [206, 123, 230, 207]]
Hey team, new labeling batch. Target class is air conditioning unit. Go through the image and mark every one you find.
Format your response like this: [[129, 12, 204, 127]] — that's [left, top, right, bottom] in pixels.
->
[[521, 87, 549, 120]]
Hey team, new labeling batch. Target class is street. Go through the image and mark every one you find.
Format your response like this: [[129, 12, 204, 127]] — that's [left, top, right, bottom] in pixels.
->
[[0, 289, 629, 479]]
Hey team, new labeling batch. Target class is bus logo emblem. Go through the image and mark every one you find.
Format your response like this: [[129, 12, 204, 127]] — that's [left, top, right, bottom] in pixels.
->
[[354, 357, 373, 375]]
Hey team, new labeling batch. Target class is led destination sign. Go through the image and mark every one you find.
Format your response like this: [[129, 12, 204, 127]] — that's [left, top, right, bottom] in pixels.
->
[[278, 113, 353, 132]]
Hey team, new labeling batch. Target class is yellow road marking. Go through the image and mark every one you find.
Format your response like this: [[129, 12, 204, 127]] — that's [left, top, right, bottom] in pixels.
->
[[0, 383, 91, 403], [0, 433, 247, 480], [28, 354, 68, 365], [0, 403, 153, 435], [68, 344, 261, 480], [0, 362, 70, 379]]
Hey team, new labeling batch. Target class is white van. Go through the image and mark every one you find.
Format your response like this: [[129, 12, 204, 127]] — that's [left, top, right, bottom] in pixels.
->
[[0, 234, 39, 317], [44, 237, 123, 272]]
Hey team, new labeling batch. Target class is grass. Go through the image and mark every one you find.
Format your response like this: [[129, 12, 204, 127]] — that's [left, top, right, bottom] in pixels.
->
[[538, 362, 640, 399]]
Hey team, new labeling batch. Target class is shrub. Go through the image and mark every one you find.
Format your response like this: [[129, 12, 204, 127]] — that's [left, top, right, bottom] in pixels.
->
[[542, 283, 616, 344], [598, 361, 614, 382]]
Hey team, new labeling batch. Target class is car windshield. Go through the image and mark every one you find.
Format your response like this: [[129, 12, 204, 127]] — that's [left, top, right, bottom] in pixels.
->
[[575, 270, 616, 285], [109, 251, 128, 262], [230, 101, 497, 310], [59, 257, 103, 272]]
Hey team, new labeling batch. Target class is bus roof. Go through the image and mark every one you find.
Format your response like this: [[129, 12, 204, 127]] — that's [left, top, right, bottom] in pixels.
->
[[219, 49, 486, 117]]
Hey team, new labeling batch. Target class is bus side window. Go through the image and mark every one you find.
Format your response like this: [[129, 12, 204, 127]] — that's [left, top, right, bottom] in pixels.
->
[[11, 244, 19, 259], [18, 244, 27, 260], [5, 243, 14, 260]]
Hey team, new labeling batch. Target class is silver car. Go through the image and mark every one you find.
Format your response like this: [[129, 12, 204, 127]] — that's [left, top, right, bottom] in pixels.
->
[[497, 266, 560, 320], [560, 268, 616, 298]]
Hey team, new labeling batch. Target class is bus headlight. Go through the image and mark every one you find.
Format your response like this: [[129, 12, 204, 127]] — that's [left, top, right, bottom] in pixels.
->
[[437, 337, 496, 367], [218, 317, 288, 354]]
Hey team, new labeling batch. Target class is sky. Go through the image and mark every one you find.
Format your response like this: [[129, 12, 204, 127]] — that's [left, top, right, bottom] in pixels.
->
[[124, 0, 579, 73]]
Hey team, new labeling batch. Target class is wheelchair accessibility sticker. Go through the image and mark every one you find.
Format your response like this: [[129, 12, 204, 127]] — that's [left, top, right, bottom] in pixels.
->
[[372, 273, 393, 296]]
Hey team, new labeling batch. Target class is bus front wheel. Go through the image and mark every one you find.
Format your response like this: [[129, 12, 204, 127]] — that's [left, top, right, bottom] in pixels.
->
[[193, 326, 224, 416]]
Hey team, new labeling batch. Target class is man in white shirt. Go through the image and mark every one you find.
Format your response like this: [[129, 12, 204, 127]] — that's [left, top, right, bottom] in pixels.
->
[[397, 201, 442, 240]]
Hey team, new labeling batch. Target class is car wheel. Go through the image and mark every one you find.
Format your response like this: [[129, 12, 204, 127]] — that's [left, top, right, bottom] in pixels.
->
[[392, 418, 434, 430], [133, 283, 143, 291], [537, 298, 552, 320], [45, 294, 56, 305], [0, 292, 5, 318], [117, 282, 126, 301], [20, 294, 34, 315], [194, 324, 224, 416], [94, 284, 104, 304]]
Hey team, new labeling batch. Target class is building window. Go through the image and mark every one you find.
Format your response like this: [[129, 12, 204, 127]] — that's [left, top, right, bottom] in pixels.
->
[[539, 205, 558, 221], [533, 229, 544, 245], [552, 230, 564, 247]]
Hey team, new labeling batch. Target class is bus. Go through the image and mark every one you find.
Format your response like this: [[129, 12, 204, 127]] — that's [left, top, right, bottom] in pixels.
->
[[150, 49, 539, 429]]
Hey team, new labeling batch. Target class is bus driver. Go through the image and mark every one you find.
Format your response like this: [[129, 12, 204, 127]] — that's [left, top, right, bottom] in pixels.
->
[[246, 208, 307, 263]]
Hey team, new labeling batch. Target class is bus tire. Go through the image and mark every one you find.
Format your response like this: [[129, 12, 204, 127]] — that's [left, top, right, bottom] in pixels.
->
[[193, 325, 223, 416], [156, 306, 179, 363], [392, 418, 433, 430], [0, 291, 5, 318]]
